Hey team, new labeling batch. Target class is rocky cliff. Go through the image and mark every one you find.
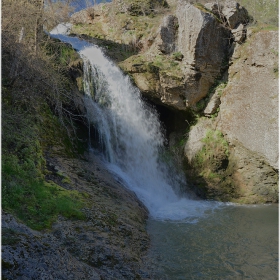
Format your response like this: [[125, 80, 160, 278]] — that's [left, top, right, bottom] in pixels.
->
[[184, 30, 278, 203], [68, 0, 278, 203]]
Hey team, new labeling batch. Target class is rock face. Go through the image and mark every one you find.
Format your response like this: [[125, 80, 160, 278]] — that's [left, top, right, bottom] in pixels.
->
[[218, 31, 279, 169], [156, 15, 178, 54], [176, 2, 230, 107], [70, 0, 250, 111], [118, 1, 249, 110], [222, 0, 249, 29], [184, 30, 279, 203]]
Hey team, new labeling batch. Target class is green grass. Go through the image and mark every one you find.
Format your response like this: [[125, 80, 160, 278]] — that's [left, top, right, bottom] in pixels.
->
[[194, 129, 229, 169], [2, 95, 86, 231], [2, 138, 86, 230], [238, 0, 278, 27]]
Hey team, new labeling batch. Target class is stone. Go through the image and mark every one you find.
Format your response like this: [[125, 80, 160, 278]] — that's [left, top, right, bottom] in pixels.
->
[[176, 1, 231, 107], [229, 143, 279, 203], [204, 91, 221, 116], [184, 118, 213, 163], [217, 30, 279, 169], [157, 15, 178, 54], [222, 0, 249, 29], [232, 23, 246, 43]]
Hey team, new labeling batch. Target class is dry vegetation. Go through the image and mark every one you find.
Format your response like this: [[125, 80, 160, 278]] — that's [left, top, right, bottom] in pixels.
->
[[2, 0, 89, 229]]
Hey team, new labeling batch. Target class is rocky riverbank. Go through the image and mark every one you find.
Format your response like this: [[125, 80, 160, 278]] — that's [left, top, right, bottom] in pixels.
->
[[2, 152, 154, 279]]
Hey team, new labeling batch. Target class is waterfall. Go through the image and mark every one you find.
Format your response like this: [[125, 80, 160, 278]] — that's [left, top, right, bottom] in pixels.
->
[[50, 24, 221, 221]]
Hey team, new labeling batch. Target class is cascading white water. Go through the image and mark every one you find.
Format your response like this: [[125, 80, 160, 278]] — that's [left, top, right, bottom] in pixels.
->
[[50, 24, 222, 221]]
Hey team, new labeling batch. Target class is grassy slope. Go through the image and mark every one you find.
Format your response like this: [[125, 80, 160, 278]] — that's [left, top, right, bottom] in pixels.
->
[[2, 36, 88, 230]]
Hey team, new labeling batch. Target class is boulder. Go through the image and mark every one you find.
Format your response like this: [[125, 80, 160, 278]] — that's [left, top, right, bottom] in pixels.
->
[[218, 30, 279, 169], [176, 1, 231, 107]]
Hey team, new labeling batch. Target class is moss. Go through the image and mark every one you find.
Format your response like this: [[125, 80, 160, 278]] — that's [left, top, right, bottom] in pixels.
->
[[43, 38, 80, 68], [2, 229, 22, 246], [2, 37, 89, 230], [187, 129, 239, 200]]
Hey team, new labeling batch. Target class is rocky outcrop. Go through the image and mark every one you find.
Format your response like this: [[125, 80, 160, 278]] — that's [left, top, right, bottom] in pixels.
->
[[222, 0, 249, 29], [176, 2, 231, 107], [184, 30, 279, 203], [156, 15, 178, 54], [68, 0, 278, 203], [218, 30, 279, 169], [69, 0, 250, 111], [117, 1, 249, 110]]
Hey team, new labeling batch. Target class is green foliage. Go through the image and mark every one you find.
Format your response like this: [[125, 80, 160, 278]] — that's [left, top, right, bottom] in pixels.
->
[[172, 52, 183, 61], [194, 129, 229, 173], [202, 130, 229, 156], [43, 38, 80, 68], [2, 104, 86, 230]]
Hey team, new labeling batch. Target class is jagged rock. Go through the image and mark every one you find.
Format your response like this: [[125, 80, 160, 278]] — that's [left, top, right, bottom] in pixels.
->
[[222, 0, 249, 29], [71, 9, 94, 24], [184, 30, 279, 202], [204, 91, 221, 116], [176, 1, 231, 107], [218, 30, 279, 169], [157, 15, 178, 54], [232, 23, 246, 43]]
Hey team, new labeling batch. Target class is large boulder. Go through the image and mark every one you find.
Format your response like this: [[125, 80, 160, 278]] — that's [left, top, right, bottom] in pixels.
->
[[218, 30, 279, 169], [176, 2, 231, 107]]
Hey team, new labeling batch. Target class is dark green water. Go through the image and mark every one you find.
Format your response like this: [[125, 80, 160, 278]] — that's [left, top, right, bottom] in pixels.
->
[[147, 204, 278, 280]]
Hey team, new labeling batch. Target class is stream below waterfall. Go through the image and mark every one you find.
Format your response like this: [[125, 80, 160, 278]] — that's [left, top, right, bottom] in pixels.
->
[[50, 24, 278, 279], [147, 204, 278, 279]]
